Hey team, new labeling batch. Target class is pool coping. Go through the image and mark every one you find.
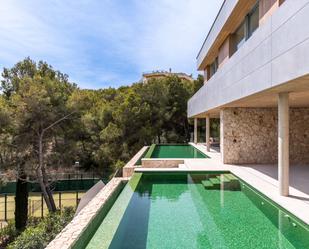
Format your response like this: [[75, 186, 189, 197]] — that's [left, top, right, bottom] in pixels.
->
[[122, 146, 149, 177], [123, 144, 210, 177], [135, 168, 228, 173], [144, 143, 209, 159], [144, 144, 156, 158], [45, 177, 129, 249], [141, 143, 210, 168]]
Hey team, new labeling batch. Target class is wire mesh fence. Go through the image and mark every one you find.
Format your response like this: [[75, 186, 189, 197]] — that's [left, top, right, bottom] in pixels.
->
[[0, 191, 85, 226], [0, 173, 104, 228]]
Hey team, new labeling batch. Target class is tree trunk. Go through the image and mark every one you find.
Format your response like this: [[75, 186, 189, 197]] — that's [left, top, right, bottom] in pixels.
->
[[157, 134, 161, 144], [37, 133, 56, 212], [15, 167, 28, 231], [36, 113, 74, 213], [42, 165, 56, 211]]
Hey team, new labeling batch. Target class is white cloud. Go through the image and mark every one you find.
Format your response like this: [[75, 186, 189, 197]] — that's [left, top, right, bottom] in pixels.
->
[[130, 0, 224, 74], [0, 0, 223, 88]]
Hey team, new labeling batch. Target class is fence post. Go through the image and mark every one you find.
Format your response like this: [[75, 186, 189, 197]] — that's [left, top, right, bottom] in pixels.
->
[[32, 200, 34, 216], [81, 173, 83, 190], [59, 192, 61, 211], [76, 191, 78, 206], [41, 193, 44, 218], [28, 201, 31, 217], [4, 194, 7, 221]]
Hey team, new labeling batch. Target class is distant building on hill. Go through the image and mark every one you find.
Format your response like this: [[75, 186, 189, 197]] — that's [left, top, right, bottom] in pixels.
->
[[141, 69, 194, 83]]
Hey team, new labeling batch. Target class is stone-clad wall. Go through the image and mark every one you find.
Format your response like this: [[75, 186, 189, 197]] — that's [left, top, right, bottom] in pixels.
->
[[290, 109, 309, 164], [221, 108, 309, 164]]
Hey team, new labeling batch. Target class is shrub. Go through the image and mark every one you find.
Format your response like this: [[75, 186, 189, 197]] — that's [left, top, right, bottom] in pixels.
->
[[7, 226, 46, 249], [7, 207, 75, 249], [0, 221, 18, 248]]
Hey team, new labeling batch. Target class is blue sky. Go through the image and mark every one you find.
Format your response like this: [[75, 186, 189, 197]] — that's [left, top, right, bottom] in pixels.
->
[[0, 0, 223, 89]]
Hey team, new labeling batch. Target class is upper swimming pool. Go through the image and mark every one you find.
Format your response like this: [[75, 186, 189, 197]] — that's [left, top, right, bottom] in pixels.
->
[[84, 172, 309, 249], [145, 144, 208, 159]]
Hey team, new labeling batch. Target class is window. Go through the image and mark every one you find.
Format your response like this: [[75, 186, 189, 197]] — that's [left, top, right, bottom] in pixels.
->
[[209, 57, 218, 78], [232, 2, 259, 53], [248, 4, 259, 37], [234, 22, 246, 51], [206, 2, 259, 79]]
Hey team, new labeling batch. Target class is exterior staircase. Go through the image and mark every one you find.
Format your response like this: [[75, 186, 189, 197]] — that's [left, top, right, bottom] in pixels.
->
[[201, 174, 240, 191]]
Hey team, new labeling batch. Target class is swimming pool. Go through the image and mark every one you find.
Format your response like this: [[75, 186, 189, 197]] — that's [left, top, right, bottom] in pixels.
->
[[145, 144, 208, 159], [84, 172, 309, 249]]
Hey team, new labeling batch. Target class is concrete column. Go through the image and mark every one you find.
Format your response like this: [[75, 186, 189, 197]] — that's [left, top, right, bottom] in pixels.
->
[[194, 118, 198, 144], [278, 92, 289, 196], [220, 110, 225, 163], [206, 116, 210, 152]]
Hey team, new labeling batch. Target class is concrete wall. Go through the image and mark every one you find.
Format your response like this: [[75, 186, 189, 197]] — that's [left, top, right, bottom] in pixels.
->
[[221, 108, 309, 165], [259, 0, 279, 25], [189, 0, 309, 117]]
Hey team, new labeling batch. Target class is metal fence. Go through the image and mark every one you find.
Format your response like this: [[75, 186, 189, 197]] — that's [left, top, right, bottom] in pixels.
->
[[0, 177, 101, 195], [0, 191, 85, 222]]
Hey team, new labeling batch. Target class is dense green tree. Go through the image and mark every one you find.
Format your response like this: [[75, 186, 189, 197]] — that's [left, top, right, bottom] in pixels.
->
[[0, 58, 77, 214], [0, 58, 204, 226]]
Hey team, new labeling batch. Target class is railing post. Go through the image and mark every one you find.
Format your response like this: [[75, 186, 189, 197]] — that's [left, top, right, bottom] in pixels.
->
[[4, 194, 7, 221]]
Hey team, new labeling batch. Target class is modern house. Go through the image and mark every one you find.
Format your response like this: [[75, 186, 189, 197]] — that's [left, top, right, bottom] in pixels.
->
[[46, 1, 309, 248], [141, 69, 193, 83], [188, 0, 309, 196]]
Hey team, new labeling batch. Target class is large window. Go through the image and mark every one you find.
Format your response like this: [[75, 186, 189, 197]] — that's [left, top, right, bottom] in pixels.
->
[[209, 57, 218, 79], [234, 22, 246, 51], [207, 1, 260, 80], [232, 2, 259, 52], [248, 4, 259, 37]]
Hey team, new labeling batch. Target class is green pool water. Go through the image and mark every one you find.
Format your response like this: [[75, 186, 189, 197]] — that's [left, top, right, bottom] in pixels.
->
[[85, 173, 309, 249], [147, 144, 208, 158]]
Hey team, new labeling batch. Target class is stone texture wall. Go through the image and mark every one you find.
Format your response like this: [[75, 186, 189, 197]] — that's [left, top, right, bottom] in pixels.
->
[[290, 109, 309, 164], [221, 108, 309, 165], [142, 159, 183, 168]]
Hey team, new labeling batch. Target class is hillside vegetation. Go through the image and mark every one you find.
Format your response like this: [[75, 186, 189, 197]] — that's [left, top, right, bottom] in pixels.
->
[[0, 58, 203, 179]]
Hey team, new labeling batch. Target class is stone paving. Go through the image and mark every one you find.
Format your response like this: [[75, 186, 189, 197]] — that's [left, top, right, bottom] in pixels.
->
[[46, 177, 128, 249]]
